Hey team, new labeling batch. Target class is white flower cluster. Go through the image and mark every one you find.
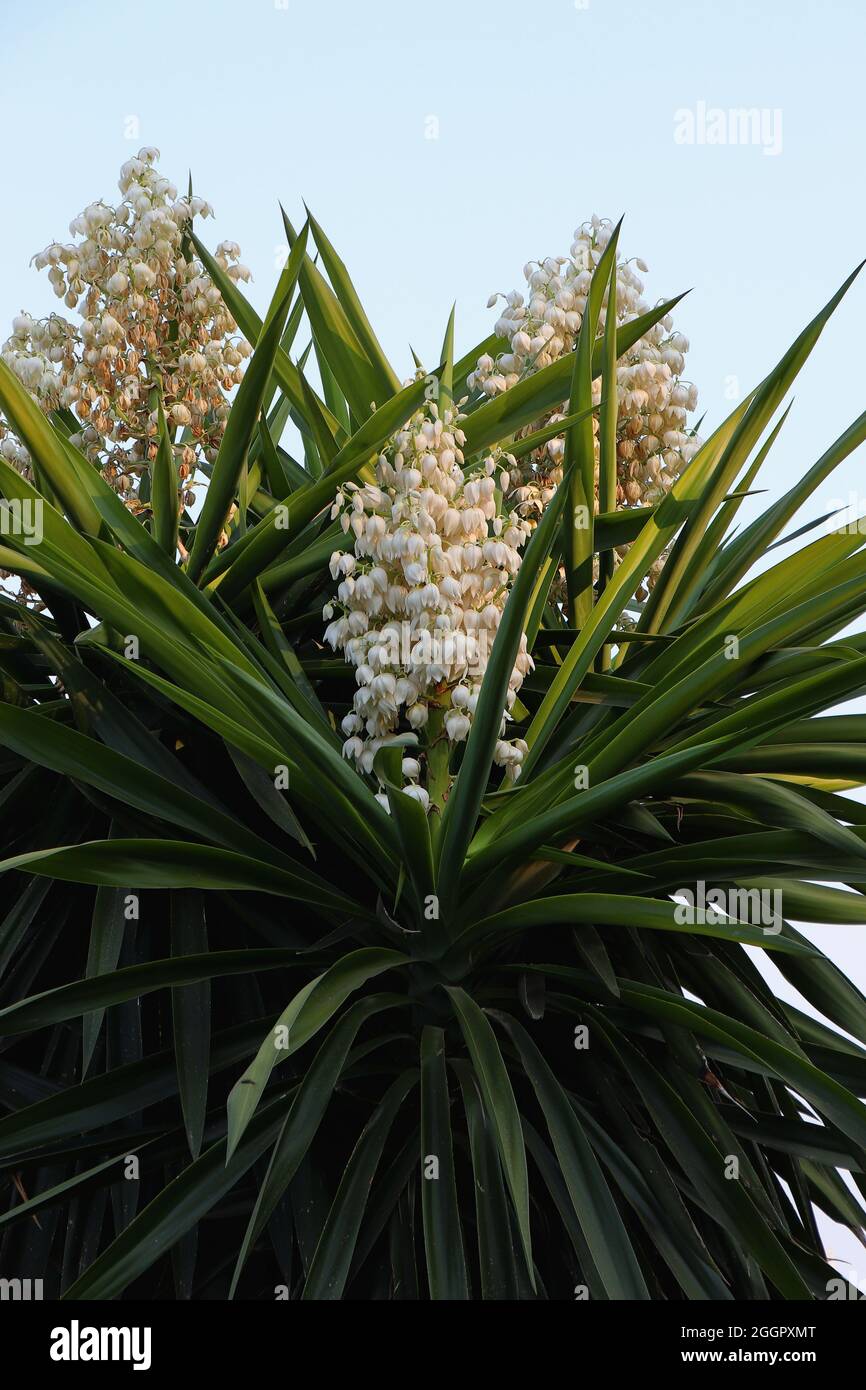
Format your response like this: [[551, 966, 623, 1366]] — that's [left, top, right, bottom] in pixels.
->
[[469, 216, 700, 523], [324, 395, 534, 807], [326, 224, 705, 807], [0, 149, 250, 514]]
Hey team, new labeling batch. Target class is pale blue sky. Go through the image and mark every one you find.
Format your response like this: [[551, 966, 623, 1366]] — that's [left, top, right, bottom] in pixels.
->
[[2, 0, 864, 524], [3, 0, 866, 1278]]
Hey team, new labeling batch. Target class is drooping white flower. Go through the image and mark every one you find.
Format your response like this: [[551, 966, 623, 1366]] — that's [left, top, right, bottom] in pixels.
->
[[326, 388, 534, 804], [0, 148, 248, 539], [468, 218, 702, 551]]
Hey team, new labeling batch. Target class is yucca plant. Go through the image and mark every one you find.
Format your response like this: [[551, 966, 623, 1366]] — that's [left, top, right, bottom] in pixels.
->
[[1, 164, 866, 1302]]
